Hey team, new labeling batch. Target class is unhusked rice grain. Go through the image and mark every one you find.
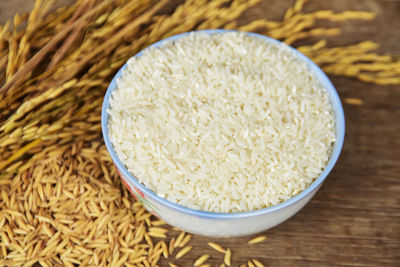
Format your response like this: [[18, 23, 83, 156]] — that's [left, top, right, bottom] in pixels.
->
[[108, 31, 336, 212], [248, 235, 267, 244], [207, 242, 226, 253]]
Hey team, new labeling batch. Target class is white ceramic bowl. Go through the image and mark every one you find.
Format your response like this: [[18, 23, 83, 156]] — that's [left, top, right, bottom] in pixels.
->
[[101, 29, 345, 237]]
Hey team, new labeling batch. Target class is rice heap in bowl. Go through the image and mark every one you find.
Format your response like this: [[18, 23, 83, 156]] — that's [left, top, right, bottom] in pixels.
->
[[107, 31, 336, 213]]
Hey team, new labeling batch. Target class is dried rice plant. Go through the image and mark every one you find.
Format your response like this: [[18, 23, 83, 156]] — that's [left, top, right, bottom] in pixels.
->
[[0, 0, 399, 265]]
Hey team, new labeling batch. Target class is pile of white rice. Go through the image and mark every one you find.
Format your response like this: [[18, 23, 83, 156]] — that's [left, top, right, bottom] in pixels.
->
[[108, 31, 336, 213]]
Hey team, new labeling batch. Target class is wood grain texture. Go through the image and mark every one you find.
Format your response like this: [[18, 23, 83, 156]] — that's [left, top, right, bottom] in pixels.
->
[[1, 0, 399, 266]]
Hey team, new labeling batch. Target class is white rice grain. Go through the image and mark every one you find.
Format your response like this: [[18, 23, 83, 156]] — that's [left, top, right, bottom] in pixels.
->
[[108, 31, 335, 212]]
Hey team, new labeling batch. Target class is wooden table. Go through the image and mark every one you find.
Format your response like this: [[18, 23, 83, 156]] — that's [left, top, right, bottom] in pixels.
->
[[1, 0, 399, 266]]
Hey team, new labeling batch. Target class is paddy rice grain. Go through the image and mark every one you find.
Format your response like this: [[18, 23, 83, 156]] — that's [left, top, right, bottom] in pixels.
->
[[194, 254, 210, 266], [248, 235, 267, 244], [224, 248, 232, 266], [175, 245, 192, 259], [208, 242, 226, 253]]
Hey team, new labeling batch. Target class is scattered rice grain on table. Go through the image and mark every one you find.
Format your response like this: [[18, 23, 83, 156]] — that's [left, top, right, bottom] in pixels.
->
[[194, 254, 210, 266], [248, 235, 267, 244], [224, 248, 232, 266], [179, 233, 192, 247], [345, 97, 364, 105], [169, 237, 176, 255], [208, 242, 226, 253], [174, 231, 186, 248], [175, 245, 192, 259]]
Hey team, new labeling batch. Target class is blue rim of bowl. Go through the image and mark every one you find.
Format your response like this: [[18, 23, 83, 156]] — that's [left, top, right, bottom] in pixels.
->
[[101, 29, 345, 219]]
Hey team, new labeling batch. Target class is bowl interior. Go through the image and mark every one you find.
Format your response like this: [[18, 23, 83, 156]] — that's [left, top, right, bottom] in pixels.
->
[[101, 29, 345, 218]]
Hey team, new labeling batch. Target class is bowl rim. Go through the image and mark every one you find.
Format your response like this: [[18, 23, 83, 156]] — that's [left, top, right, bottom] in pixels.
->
[[101, 29, 345, 219]]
